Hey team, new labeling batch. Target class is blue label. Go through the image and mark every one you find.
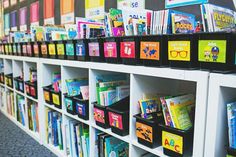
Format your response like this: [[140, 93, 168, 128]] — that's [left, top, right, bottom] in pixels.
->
[[76, 103, 86, 116], [76, 42, 85, 57]]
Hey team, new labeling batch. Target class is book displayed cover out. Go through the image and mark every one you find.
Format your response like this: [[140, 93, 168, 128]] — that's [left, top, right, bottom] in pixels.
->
[[30, 1, 40, 26], [60, 0, 74, 24], [44, 0, 55, 25]]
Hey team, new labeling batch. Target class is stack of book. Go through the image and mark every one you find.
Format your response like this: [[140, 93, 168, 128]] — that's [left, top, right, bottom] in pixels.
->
[[16, 94, 25, 126], [46, 109, 63, 150], [160, 94, 195, 130], [28, 100, 39, 133], [65, 120, 89, 157], [95, 131, 129, 157], [96, 74, 130, 106]]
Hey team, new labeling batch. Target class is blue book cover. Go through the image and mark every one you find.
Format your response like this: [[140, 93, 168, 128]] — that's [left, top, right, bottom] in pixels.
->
[[73, 124, 79, 156], [227, 102, 236, 149], [52, 112, 59, 146]]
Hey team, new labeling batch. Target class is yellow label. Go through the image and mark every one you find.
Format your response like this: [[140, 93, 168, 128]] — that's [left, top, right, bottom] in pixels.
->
[[162, 131, 183, 155], [48, 44, 56, 55], [52, 94, 60, 106], [168, 41, 190, 61]]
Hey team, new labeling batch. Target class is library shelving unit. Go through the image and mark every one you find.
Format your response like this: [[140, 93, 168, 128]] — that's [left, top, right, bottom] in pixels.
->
[[204, 73, 236, 157], [0, 55, 209, 157]]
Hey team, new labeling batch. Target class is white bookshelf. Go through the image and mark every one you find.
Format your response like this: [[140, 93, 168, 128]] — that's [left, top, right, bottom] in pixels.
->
[[0, 54, 210, 157], [204, 73, 236, 157]]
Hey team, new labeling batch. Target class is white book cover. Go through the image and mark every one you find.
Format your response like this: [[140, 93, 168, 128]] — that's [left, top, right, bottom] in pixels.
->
[[122, 9, 135, 36], [69, 121, 76, 157]]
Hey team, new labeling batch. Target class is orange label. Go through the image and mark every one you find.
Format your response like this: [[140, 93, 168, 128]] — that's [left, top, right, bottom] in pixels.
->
[[140, 42, 160, 60], [44, 91, 50, 101], [136, 122, 153, 143]]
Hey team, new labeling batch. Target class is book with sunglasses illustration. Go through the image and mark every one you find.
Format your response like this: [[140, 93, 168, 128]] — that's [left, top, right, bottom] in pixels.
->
[[168, 41, 190, 61], [170, 50, 188, 58]]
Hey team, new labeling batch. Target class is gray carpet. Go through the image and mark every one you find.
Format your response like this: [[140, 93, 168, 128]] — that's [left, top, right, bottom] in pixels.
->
[[0, 112, 57, 157]]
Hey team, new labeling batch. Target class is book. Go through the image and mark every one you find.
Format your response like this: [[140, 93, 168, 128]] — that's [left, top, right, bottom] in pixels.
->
[[139, 99, 158, 118], [227, 102, 236, 149], [171, 10, 195, 34], [109, 8, 125, 37]]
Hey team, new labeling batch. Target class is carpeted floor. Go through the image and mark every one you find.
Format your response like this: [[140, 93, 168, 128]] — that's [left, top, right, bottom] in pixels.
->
[[0, 112, 57, 157]]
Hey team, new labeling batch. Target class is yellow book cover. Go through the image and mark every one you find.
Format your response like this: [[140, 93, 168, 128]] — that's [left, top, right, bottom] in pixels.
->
[[45, 108, 49, 143]]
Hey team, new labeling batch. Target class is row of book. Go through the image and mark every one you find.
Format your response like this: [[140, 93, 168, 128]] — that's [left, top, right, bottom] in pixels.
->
[[95, 131, 129, 157], [46, 109, 63, 149], [6, 90, 14, 117], [96, 74, 130, 106], [65, 120, 89, 157], [65, 78, 89, 99], [16, 94, 25, 126], [28, 100, 39, 133]]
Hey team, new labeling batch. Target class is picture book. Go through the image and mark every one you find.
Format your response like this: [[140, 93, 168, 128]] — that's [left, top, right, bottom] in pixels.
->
[[201, 4, 236, 32], [65, 78, 88, 96], [51, 31, 68, 41], [77, 21, 104, 39], [80, 85, 89, 100], [64, 24, 78, 39], [227, 102, 236, 149], [104, 13, 113, 37], [52, 72, 61, 92], [44, 26, 66, 41], [109, 8, 125, 37], [171, 10, 195, 34], [30, 26, 45, 41], [139, 99, 158, 118]]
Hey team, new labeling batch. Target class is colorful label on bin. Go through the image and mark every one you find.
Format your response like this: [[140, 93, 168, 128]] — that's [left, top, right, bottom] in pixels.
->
[[19, 82, 23, 91], [49, 44, 56, 55], [5, 45, 8, 53], [76, 103, 86, 116], [13, 45, 17, 53], [65, 98, 73, 111], [17, 45, 21, 53], [30, 86, 36, 96], [57, 44, 65, 55], [104, 42, 117, 58], [140, 42, 160, 60], [25, 85, 30, 94], [41, 44, 48, 55], [120, 41, 135, 58], [52, 93, 60, 106], [136, 122, 153, 143], [94, 108, 105, 123], [27, 44, 32, 55], [89, 42, 100, 56], [66, 43, 75, 56], [108, 112, 123, 130], [198, 40, 227, 63], [44, 91, 50, 102], [22, 45, 27, 54], [76, 42, 85, 56], [8, 45, 12, 53], [162, 131, 183, 155], [168, 41, 190, 61], [34, 44, 39, 55]]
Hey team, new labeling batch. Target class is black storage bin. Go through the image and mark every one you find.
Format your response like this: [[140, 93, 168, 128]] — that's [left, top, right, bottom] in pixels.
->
[[103, 37, 120, 63], [56, 41, 66, 60], [168, 34, 199, 69], [120, 36, 140, 65], [51, 90, 62, 109], [227, 147, 236, 156], [14, 77, 19, 90], [107, 97, 130, 136], [25, 81, 31, 96], [43, 85, 53, 104], [160, 125, 193, 157], [140, 35, 169, 67], [134, 112, 164, 148], [17, 43, 22, 56], [48, 41, 57, 59], [26, 42, 34, 57], [33, 42, 41, 57], [93, 102, 110, 129], [5, 74, 13, 88], [41, 41, 49, 58], [75, 39, 90, 61], [14, 77, 24, 93], [0, 73, 4, 84], [64, 93, 77, 115], [88, 38, 104, 62], [22, 43, 28, 56], [12, 43, 17, 56], [65, 40, 76, 60], [74, 96, 89, 120], [197, 32, 236, 73]]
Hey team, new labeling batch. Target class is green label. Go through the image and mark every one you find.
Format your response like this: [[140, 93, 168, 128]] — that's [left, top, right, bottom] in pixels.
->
[[66, 43, 74, 56], [57, 44, 65, 55], [198, 40, 227, 63]]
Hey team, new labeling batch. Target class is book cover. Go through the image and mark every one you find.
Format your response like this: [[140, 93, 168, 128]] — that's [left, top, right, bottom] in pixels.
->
[[171, 10, 195, 34], [65, 24, 78, 39], [139, 99, 158, 117], [109, 8, 125, 37]]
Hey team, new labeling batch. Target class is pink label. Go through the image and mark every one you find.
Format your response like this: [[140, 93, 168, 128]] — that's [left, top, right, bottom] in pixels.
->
[[89, 42, 100, 57], [108, 112, 123, 130], [27, 45, 31, 54], [94, 108, 105, 124], [22, 45, 27, 54], [104, 42, 117, 58], [30, 1, 39, 23], [120, 41, 135, 58]]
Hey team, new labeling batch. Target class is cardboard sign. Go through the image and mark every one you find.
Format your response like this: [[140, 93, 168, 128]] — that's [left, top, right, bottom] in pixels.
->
[[120, 41, 135, 58], [140, 42, 160, 60], [168, 41, 190, 61], [198, 40, 227, 63], [162, 131, 183, 155]]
